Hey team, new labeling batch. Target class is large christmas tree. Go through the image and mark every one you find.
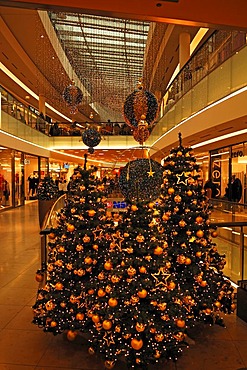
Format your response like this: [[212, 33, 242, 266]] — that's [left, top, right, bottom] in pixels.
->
[[32, 155, 113, 339], [83, 137, 235, 369]]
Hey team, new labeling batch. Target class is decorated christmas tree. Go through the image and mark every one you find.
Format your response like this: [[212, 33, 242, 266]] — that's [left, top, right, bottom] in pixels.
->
[[32, 155, 113, 340], [86, 200, 172, 369], [83, 157, 175, 369], [37, 176, 59, 201], [156, 134, 235, 350], [37, 176, 59, 229], [82, 141, 235, 369]]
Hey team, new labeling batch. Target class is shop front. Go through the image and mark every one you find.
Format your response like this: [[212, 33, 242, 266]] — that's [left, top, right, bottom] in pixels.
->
[[0, 145, 49, 210], [209, 142, 247, 203]]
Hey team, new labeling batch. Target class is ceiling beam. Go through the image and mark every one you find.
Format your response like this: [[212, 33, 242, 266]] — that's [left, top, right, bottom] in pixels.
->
[[1, 0, 247, 30]]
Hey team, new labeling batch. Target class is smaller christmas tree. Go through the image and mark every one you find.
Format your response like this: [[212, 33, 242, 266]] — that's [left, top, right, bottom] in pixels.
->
[[32, 155, 114, 340], [158, 133, 235, 331], [37, 176, 59, 200]]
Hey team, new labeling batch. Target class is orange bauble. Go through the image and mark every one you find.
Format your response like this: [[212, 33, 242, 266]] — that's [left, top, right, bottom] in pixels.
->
[[196, 251, 202, 257], [104, 261, 113, 270], [154, 246, 163, 255], [196, 216, 203, 224], [127, 267, 136, 276], [148, 202, 155, 209], [48, 232, 56, 239], [55, 282, 63, 290], [50, 321, 57, 327], [155, 333, 164, 342], [88, 209, 96, 217], [131, 338, 143, 350], [77, 268, 85, 276], [196, 230, 204, 238], [70, 295, 79, 304], [200, 280, 207, 287], [67, 224, 75, 232], [98, 288, 106, 297], [67, 330, 77, 341], [102, 320, 112, 330], [174, 195, 182, 203], [136, 234, 145, 243], [176, 319, 186, 328], [58, 246, 65, 253], [45, 300, 55, 311], [211, 230, 218, 238], [35, 273, 44, 282], [137, 289, 148, 299], [88, 289, 95, 295], [136, 323, 145, 332], [139, 266, 147, 274], [111, 275, 120, 283], [84, 256, 93, 265], [105, 285, 112, 294], [185, 257, 192, 265], [76, 313, 85, 321], [168, 187, 175, 194], [131, 205, 138, 211], [83, 235, 91, 243], [168, 281, 176, 290], [179, 220, 186, 227], [108, 298, 118, 307], [187, 190, 193, 196], [162, 214, 169, 221], [76, 244, 83, 252], [92, 314, 100, 323]]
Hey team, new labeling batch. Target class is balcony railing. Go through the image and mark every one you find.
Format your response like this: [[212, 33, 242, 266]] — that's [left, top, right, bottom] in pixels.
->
[[148, 29, 247, 145]]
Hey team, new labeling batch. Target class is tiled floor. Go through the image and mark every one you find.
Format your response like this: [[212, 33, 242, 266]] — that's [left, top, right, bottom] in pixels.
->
[[0, 202, 247, 370]]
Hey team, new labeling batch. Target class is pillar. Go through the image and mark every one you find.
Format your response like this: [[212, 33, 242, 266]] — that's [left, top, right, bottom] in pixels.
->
[[39, 94, 46, 116], [179, 32, 191, 69]]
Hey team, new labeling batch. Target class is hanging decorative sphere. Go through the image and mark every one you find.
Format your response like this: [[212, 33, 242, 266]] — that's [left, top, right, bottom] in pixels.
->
[[63, 81, 83, 110], [123, 83, 158, 128], [119, 158, 163, 202], [82, 128, 101, 151], [133, 127, 150, 145]]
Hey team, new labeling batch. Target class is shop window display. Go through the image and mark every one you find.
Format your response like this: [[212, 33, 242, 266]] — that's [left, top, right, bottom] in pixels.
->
[[0, 147, 12, 209]]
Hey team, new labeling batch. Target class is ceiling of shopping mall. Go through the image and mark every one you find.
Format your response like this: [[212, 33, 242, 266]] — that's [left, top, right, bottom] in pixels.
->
[[1, 1, 247, 166]]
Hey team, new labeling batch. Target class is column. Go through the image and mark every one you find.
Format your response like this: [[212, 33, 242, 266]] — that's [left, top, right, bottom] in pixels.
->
[[179, 32, 191, 69], [39, 94, 46, 116]]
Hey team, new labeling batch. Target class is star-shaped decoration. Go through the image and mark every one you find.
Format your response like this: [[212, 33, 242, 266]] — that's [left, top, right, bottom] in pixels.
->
[[151, 267, 171, 289], [93, 226, 103, 240], [147, 169, 155, 177], [176, 172, 189, 185], [103, 331, 115, 347], [111, 231, 124, 251]]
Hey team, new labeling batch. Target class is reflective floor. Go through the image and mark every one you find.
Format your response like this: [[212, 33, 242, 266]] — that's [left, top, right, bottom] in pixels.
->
[[0, 202, 247, 370]]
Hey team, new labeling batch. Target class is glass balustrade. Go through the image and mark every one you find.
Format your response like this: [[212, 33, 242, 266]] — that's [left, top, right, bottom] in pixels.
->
[[148, 30, 247, 146]]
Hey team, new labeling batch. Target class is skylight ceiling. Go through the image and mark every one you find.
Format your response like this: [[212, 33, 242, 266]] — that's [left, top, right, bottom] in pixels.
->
[[49, 12, 150, 120]]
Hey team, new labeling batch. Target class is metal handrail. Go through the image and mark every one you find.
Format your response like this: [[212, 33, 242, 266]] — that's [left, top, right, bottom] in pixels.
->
[[39, 194, 66, 271]]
